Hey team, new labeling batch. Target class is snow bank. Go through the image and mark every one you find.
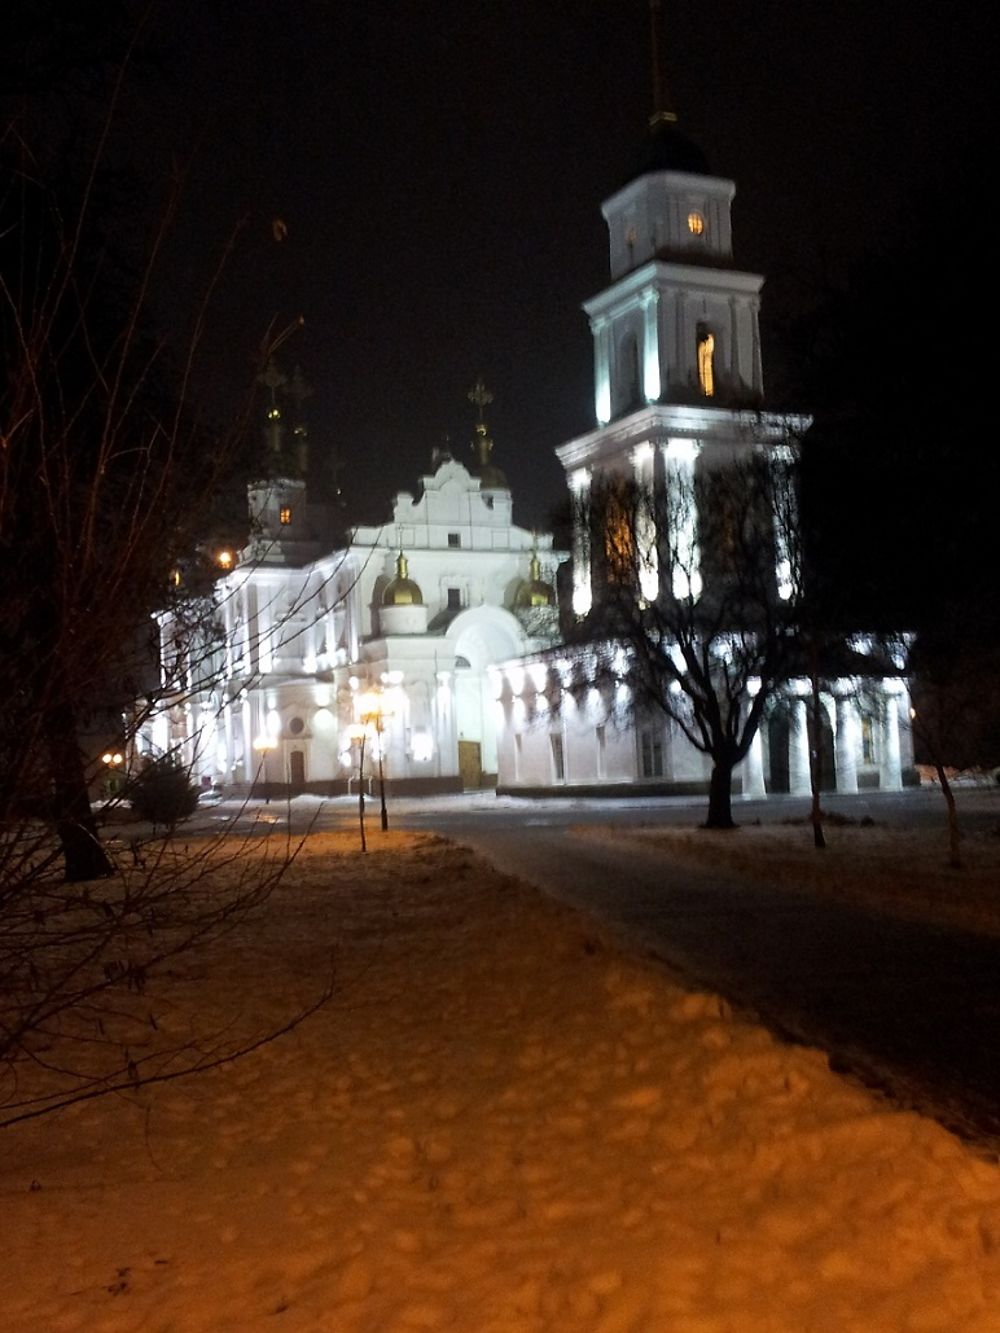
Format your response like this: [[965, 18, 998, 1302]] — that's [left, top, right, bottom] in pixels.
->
[[2, 830, 998, 1331]]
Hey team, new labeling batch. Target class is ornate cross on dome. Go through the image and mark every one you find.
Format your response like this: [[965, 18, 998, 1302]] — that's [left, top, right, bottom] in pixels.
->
[[287, 365, 313, 411], [259, 358, 287, 400], [467, 377, 494, 426]]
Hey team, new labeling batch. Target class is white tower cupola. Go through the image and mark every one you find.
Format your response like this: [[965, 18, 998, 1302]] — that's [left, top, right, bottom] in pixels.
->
[[586, 3, 764, 424]]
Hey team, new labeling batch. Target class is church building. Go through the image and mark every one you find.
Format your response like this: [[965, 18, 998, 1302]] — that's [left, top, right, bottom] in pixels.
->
[[141, 10, 913, 807], [489, 32, 913, 801], [139, 379, 565, 796]]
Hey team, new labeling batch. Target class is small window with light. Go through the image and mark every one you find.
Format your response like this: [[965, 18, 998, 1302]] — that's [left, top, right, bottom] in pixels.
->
[[279, 506, 292, 526], [687, 211, 705, 236], [696, 324, 715, 398]]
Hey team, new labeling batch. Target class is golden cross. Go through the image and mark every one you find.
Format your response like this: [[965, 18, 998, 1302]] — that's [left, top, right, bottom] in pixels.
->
[[467, 377, 494, 425]]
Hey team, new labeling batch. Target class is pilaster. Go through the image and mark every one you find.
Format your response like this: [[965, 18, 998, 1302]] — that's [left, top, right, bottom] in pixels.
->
[[789, 696, 811, 796]]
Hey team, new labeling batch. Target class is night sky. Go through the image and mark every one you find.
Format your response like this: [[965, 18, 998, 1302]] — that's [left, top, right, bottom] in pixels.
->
[[19, 1, 991, 532]]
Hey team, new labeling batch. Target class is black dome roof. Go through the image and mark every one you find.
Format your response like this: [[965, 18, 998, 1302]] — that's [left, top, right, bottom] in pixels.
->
[[629, 121, 711, 182]]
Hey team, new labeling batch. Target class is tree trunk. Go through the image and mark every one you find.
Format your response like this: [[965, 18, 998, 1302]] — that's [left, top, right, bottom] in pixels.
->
[[704, 761, 737, 829], [809, 652, 827, 849], [46, 700, 114, 882], [935, 761, 962, 870]]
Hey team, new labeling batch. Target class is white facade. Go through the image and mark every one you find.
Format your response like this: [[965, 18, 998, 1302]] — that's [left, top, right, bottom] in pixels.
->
[[492, 652, 913, 798], [492, 134, 914, 799], [143, 450, 565, 796]]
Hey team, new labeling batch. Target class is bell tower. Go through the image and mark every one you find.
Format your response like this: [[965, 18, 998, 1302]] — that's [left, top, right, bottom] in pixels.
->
[[586, 1, 764, 423], [247, 360, 325, 566], [557, 2, 808, 621]]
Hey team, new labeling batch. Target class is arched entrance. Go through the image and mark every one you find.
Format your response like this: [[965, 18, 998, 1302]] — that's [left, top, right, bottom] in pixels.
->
[[448, 608, 527, 789]]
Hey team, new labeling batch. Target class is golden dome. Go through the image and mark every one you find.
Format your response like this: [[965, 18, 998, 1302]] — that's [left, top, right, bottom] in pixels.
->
[[382, 552, 423, 606], [515, 553, 555, 608]]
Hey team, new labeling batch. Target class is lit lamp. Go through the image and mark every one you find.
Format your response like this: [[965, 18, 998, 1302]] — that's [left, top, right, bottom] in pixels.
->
[[357, 689, 394, 832], [252, 734, 277, 802], [101, 750, 125, 798]]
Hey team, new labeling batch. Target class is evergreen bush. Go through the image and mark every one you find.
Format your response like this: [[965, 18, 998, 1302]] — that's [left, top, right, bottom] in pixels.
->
[[127, 756, 200, 829]]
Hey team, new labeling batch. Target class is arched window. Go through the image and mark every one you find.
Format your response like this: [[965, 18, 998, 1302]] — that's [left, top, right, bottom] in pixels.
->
[[697, 325, 715, 398], [620, 332, 640, 409]]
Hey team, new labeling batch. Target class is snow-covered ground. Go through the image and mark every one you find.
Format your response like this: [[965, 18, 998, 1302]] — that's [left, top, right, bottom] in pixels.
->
[[3, 828, 1000, 1332], [598, 817, 1000, 938]]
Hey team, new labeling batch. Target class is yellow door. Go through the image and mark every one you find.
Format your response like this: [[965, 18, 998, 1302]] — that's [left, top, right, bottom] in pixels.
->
[[458, 740, 482, 791]]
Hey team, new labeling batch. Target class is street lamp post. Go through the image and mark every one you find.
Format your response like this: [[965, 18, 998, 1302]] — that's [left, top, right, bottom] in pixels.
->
[[101, 750, 124, 799], [375, 719, 388, 832], [345, 724, 368, 852], [357, 689, 394, 833], [251, 734, 277, 803]]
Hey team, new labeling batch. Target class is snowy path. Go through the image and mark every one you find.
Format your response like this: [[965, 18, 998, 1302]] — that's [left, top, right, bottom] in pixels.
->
[[3, 831, 1000, 1331], [436, 823, 1000, 1148]]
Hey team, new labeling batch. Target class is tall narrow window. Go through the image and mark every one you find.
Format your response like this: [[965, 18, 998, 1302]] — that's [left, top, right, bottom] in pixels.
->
[[861, 714, 879, 766], [639, 726, 664, 778], [603, 483, 635, 585], [596, 724, 607, 779], [550, 733, 566, 783], [514, 732, 523, 780], [697, 326, 715, 398], [279, 505, 293, 525]]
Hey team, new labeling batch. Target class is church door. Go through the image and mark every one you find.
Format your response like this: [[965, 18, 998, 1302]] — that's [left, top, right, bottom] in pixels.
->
[[289, 748, 306, 792], [458, 740, 482, 791]]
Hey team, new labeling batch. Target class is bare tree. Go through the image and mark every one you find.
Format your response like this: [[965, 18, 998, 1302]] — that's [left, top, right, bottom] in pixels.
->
[[905, 633, 1000, 870], [0, 70, 337, 1119], [579, 446, 801, 829]]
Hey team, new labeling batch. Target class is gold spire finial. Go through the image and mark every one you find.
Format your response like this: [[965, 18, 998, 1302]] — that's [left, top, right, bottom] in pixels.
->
[[649, 0, 678, 127], [467, 377, 494, 424], [468, 378, 495, 468]]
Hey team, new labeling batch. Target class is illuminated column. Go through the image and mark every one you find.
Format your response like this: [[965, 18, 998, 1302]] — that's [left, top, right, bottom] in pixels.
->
[[834, 696, 859, 795], [239, 696, 253, 782], [742, 726, 767, 800], [729, 296, 741, 385], [642, 294, 661, 402], [631, 442, 658, 602], [751, 298, 764, 397], [434, 670, 457, 777], [569, 467, 593, 617], [660, 439, 701, 599], [788, 696, 811, 796], [880, 688, 902, 792], [151, 708, 170, 757], [592, 319, 611, 425]]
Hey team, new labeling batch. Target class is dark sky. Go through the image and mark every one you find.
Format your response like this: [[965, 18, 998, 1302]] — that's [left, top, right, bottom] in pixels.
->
[[30, 0, 991, 532]]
